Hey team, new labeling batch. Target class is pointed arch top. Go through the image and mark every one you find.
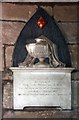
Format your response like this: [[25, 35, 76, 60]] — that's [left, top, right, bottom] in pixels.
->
[[12, 7, 71, 67]]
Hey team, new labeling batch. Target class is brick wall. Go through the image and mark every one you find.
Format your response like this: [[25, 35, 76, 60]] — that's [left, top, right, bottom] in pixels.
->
[[1, 2, 79, 118]]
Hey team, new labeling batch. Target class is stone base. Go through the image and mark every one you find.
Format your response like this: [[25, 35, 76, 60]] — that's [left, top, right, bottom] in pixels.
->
[[10, 67, 74, 110]]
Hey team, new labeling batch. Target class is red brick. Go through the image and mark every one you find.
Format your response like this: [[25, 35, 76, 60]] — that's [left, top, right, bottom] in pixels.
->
[[2, 21, 25, 44], [54, 4, 77, 22], [1, 3, 37, 21], [0, 20, 2, 71], [2, 45, 5, 70], [5, 46, 14, 68], [1, 2, 54, 21], [0, 44, 5, 70], [0, 46, 3, 71]]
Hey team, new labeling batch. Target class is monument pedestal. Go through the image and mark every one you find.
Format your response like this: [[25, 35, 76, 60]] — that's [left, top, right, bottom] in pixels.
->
[[10, 67, 74, 110]]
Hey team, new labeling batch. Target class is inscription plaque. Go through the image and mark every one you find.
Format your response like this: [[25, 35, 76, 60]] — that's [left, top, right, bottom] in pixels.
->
[[10, 67, 74, 109]]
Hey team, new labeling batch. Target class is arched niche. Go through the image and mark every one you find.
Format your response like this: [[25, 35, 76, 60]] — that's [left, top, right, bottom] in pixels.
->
[[12, 7, 71, 67]]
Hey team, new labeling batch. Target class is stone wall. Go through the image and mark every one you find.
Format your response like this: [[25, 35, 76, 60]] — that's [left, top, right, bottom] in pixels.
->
[[1, 2, 79, 119]]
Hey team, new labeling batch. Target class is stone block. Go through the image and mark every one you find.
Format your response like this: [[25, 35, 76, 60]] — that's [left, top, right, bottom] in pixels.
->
[[54, 4, 77, 22], [1, 3, 37, 21], [72, 81, 78, 109], [3, 110, 73, 118], [3, 110, 14, 118], [5, 46, 14, 68], [71, 80, 79, 116], [68, 45, 77, 68], [2, 21, 25, 44], [1, 14, 77, 45], [72, 72, 79, 81], [3, 82, 13, 109], [41, 6, 54, 16], [2, 80, 78, 118], [77, 81, 79, 107], [77, 43, 79, 67], [1, 45, 4, 70], [0, 72, 2, 120], [0, 44, 5, 70], [2, 68, 13, 81], [0, 20, 2, 71], [58, 23, 77, 44], [70, 44, 79, 80], [11, 67, 73, 110]]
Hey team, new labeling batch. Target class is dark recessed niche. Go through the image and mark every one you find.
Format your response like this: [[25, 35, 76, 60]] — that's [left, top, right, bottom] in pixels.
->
[[12, 7, 71, 67]]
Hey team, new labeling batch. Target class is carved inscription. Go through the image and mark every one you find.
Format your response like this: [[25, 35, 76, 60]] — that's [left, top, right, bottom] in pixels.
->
[[17, 78, 68, 96], [11, 68, 73, 109]]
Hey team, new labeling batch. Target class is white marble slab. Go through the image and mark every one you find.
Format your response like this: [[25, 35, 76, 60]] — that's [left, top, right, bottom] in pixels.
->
[[10, 67, 74, 110]]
